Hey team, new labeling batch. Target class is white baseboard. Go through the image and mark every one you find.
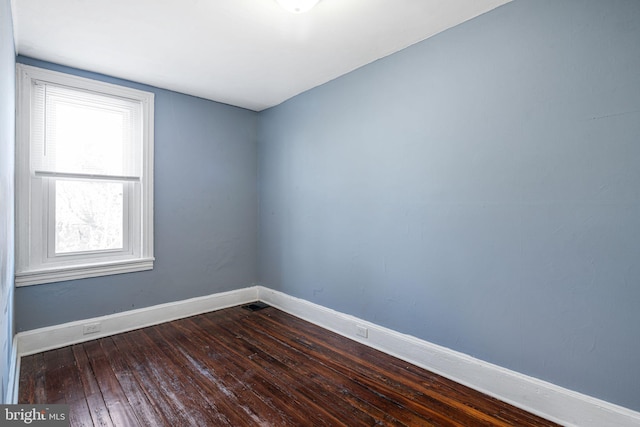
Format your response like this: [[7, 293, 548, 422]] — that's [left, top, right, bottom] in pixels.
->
[[12, 285, 640, 426], [256, 286, 640, 427], [16, 286, 259, 357]]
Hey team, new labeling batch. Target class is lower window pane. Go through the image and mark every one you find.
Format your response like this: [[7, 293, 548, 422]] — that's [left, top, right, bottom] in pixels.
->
[[55, 180, 124, 254]]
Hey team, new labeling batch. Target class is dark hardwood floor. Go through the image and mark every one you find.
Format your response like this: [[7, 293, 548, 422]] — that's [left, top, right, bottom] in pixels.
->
[[19, 305, 560, 426]]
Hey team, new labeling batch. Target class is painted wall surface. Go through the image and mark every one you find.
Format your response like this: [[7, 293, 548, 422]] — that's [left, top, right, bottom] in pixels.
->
[[258, 0, 640, 411], [0, 0, 15, 403], [15, 57, 259, 331]]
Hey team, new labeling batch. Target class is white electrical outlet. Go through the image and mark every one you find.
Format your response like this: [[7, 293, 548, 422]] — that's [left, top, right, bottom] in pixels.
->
[[356, 324, 368, 338], [83, 322, 101, 335]]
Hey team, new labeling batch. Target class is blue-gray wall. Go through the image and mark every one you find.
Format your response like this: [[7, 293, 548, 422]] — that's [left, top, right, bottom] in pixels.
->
[[0, 0, 15, 403], [15, 57, 259, 331], [9, 0, 640, 413], [258, 0, 640, 411]]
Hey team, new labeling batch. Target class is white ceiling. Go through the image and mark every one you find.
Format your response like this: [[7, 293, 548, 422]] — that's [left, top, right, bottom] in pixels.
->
[[12, 0, 510, 111]]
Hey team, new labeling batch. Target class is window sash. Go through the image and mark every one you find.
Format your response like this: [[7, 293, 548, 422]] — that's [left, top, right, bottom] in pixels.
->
[[31, 80, 143, 178], [44, 178, 134, 260], [29, 176, 139, 270]]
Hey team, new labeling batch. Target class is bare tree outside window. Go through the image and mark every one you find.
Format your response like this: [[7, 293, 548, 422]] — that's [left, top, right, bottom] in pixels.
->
[[55, 180, 124, 254]]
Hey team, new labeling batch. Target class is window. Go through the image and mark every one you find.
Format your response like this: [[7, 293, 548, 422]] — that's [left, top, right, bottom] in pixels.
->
[[15, 64, 154, 286]]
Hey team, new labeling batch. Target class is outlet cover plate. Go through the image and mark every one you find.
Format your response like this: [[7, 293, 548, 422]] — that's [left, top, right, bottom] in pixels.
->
[[356, 325, 368, 338], [83, 322, 101, 335]]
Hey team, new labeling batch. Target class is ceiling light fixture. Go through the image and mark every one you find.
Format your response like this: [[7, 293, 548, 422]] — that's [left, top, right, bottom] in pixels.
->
[[275, 0, 321, 14]]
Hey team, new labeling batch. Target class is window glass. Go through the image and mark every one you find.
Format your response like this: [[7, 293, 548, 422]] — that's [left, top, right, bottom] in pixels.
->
[[54, 180, 124, 254]]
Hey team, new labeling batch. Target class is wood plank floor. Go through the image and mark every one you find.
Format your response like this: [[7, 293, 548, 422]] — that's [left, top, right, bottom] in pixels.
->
[[19, 305, 560, 426]]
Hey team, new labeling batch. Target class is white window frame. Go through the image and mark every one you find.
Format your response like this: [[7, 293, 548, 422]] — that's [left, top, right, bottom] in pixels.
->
[[15, 64, 154, 286]]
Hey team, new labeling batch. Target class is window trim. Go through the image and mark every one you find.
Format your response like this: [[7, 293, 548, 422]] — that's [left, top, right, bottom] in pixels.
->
[[15, 64, 154, 287]]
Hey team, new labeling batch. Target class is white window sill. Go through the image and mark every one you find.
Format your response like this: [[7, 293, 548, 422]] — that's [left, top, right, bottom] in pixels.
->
[[15, 258, 155, 287]]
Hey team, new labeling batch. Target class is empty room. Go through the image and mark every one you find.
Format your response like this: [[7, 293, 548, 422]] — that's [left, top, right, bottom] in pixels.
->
[[1, 0, 639, 425]]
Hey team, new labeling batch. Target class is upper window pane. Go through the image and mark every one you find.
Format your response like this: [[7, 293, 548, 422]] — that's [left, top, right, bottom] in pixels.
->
[[31, 82, 142, 178], [49, 101, 126, 175]]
